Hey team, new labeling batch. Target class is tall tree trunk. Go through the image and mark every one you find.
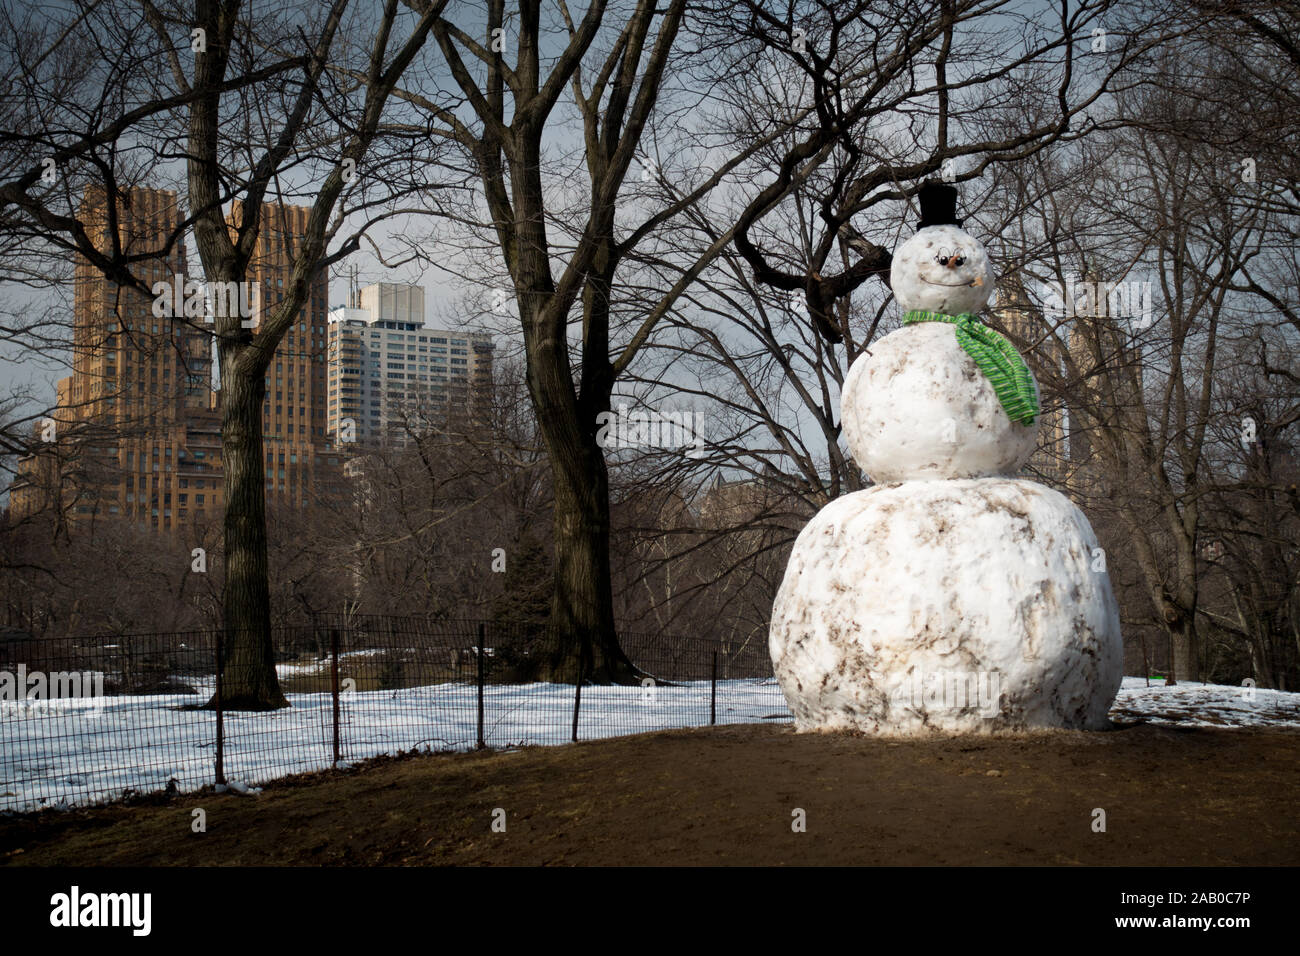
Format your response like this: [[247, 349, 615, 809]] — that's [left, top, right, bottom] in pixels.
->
[[187, 5, 287, 712], [548, 437, 636, 683], [1166, 613, 1199, 686], [525, 327, 638, 685], [206, 348, 287, 710]]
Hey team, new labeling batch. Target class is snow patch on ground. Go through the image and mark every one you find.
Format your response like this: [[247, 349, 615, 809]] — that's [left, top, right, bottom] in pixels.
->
[[1112, 676, 1300, 729]]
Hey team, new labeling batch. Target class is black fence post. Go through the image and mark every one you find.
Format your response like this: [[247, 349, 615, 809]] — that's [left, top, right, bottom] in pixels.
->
[[214, 629, 226, 787], [572, 656, 583, 743], [331, 628, 341, 767], [711, 650, 718, 726], [476, 622, 486, 750]]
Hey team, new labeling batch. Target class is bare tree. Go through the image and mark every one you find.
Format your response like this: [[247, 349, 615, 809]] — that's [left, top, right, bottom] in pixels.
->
[[397, 0, 787, 680], [1, 0, 443, 707]]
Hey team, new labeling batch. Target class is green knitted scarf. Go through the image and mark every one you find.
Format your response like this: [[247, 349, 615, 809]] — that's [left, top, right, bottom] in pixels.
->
[[902, 310, 1039, 426]]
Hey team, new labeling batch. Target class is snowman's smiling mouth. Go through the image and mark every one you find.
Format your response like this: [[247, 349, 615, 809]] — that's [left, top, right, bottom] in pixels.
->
[[921, 276, 980, 288]]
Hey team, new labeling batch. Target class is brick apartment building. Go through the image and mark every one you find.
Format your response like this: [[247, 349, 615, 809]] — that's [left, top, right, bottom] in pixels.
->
[[8, 187, 342, 530]]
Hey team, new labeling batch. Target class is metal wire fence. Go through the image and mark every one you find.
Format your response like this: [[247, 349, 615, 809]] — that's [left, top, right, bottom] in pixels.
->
[[0, 616, 789, 812]]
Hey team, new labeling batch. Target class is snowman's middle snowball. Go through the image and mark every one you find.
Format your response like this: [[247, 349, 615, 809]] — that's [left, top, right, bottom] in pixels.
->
[[842, 322, 1038, 483]]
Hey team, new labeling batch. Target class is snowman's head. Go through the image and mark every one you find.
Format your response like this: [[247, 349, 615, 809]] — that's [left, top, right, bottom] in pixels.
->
[[890, 224, 996, 315]]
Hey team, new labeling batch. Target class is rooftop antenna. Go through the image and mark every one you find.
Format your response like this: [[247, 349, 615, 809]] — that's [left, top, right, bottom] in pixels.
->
[[345, 264, 360, 308]]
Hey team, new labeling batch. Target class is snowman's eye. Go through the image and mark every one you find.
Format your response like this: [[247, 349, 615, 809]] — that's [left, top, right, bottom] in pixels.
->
[[953, 255, 966, 267]]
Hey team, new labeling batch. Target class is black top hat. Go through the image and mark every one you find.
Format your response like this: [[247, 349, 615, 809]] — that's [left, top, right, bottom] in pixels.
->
[[917, 180, 962, 229]]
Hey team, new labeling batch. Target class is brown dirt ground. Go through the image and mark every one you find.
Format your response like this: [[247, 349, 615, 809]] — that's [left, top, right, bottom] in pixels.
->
[[2, 722, 1298, 866]]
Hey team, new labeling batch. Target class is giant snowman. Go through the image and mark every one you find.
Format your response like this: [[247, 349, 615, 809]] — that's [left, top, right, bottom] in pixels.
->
[[769, 183, 1122, 735]]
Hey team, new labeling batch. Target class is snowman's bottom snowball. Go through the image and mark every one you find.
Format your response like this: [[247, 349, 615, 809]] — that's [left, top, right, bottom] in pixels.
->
[[769, 478, 1122, 736]]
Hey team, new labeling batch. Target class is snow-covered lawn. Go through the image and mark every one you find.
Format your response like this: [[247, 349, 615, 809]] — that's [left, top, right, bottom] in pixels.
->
[[0, 678, 790, 813], [2, 676, 1297, 813]]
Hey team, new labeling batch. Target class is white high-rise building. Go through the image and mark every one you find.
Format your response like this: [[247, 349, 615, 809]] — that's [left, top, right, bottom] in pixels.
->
[[326, 283, 494, 448]]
